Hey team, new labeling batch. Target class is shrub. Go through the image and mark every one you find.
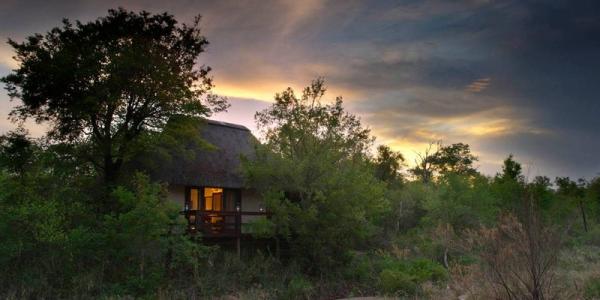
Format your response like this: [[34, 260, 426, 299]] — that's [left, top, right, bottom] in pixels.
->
[[584, 277, 600, 299], [242, 79, 389, 275], [245, 217, 277, 238], [580, 225, 600, 246], [379, 269, 417, 295], [283, 276, 314, 299], [344, 251, 447, 297], [466, 213, 563, 300], [374, 254, 447, 283], [407, 258, 447, 283]]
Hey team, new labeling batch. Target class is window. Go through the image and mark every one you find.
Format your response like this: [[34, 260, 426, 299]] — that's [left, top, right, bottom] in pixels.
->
[[190, 188, 199, 210], [204, 187, 223, 211]]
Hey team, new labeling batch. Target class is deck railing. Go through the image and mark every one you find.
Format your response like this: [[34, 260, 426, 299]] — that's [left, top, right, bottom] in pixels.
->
[[183, 210, 271, 238]]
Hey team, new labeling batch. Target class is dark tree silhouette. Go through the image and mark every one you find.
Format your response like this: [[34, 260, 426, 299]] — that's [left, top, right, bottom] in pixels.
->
[[374, 144, 405, 184], [2, 8, 227, 184], [499, 154, 524, 182]]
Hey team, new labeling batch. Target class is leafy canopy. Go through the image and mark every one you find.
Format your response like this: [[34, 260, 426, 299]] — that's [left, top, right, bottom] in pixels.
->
[[1, 8, 227, 182], [374, 144, 405, 184], [244, 78, 387, 273], [409, 142, 479, 183]]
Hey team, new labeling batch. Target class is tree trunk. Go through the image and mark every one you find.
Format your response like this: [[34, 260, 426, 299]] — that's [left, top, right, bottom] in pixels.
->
[[443, 248, 449, 269], [104, 157, 116, 184], [579, 199, 588, 232], [103, 154, 123, 185]]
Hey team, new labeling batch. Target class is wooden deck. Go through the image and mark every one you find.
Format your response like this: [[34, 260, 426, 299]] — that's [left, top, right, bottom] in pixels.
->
[[183, 210, 271, 238]]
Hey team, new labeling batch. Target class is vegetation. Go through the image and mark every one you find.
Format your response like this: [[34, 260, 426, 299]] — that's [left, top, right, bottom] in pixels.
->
[[1, 8, 599, 300], [243, 79, 387, 274], [1, 8, 227, 185]]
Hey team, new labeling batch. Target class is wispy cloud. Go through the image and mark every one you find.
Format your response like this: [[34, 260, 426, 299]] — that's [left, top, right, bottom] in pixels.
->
[[0, 0, 598, 179], [465, 77, 491, 93]]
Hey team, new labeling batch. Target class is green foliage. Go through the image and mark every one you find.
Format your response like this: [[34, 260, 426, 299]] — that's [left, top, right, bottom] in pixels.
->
[[243, 79, 389, 273], [584, 276, 600, 299], [99, 174, 181, 293], [555, 176, 592, 232], [382, 182, 428, 237], [379, 269, 418, 295], [577, 225, 600, 246], [498, 154, 523, 182], [187, 251, 304, 298], [492, 158, 526, 212], [283, 276, 314, 300], [375, 256, 447, 284], [0, 142, 207, 298], [409, 142, 479, 183], [587, 177, 600, 222], [1, 11, 597, 296], [344, 251, 447, 296], [423, 174, 498, 230], [1, 8, 227, 183], [0, 128, 35, 174], [373, 144, 405, 185], [432, 143, 478, 177], [245, 216, 277, 238]]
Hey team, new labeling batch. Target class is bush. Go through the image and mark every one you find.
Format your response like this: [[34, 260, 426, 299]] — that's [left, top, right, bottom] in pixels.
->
[[379, 269, 417, 295], [343, 251, 447, 296], [282, 276, 314, 299], [584, 277, 600, 299], [377, 256, 447, 296], [375, 255, 447, 282], [408, 258, 448, 283], [242, 79, 390, 275], [579, 225, 600, 246], [245, 217, 277, 238]]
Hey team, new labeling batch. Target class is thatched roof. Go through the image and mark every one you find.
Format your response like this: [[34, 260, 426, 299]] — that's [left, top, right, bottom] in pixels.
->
[[158, 119, 257, 188]]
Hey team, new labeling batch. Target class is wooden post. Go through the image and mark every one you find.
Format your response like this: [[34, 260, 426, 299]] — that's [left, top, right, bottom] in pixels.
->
[[195, 209, 200, 234], [236, 209, 242, 258]]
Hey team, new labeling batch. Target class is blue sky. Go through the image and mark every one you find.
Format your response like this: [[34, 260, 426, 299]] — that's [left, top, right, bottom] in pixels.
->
[[1, 0, 599, 179]]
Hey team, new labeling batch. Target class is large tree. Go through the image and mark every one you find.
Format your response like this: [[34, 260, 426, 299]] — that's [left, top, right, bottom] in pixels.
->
[[2, 8, 227, 183], [497, 154, 523, 182], [243, 79, 387, 273], [373, 144, 405, 184], [409, 142, 478, 183], [431, 142, 478, 177], [555, 176, 589, 232]]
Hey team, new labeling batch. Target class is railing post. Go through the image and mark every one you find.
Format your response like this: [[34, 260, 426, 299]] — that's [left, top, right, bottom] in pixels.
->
[[236, 210, 242, 237], [195, 210, 200, 234], [236, 209, 242, 258]]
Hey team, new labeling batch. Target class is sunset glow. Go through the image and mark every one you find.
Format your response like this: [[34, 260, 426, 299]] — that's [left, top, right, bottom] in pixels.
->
[[1, 0, 599, 179]]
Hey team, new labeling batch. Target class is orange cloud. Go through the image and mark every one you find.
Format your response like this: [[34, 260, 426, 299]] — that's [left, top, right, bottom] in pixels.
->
[[465, 77, 491, 93]]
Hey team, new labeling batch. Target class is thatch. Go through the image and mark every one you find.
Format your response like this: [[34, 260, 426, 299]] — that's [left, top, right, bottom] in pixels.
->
[[156, 119, 257, 188]]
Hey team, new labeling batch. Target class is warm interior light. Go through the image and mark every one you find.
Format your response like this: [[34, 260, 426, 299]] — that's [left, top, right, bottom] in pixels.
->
[[204, 187, 223, 211], [190, 188, 199, 210], [204, 187, 224, 224]]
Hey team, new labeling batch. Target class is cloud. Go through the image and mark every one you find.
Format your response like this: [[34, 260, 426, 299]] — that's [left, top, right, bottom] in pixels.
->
[[0, 0, 598, 179], [465, 77, 491, 93]]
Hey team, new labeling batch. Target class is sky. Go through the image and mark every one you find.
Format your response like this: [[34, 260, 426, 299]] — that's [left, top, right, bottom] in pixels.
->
[[0, 0, 599, 179]]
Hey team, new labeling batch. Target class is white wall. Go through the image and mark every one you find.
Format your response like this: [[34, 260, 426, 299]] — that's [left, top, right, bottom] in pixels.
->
[[241, 188, 264, 223]]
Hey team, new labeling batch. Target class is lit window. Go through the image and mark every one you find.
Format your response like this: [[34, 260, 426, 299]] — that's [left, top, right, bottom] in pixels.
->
[[190, 188, 199, 210], [204, 187, 223, 211]]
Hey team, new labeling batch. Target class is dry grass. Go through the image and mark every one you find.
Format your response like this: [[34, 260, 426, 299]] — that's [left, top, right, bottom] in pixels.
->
[[424, 238, 600, 299]]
